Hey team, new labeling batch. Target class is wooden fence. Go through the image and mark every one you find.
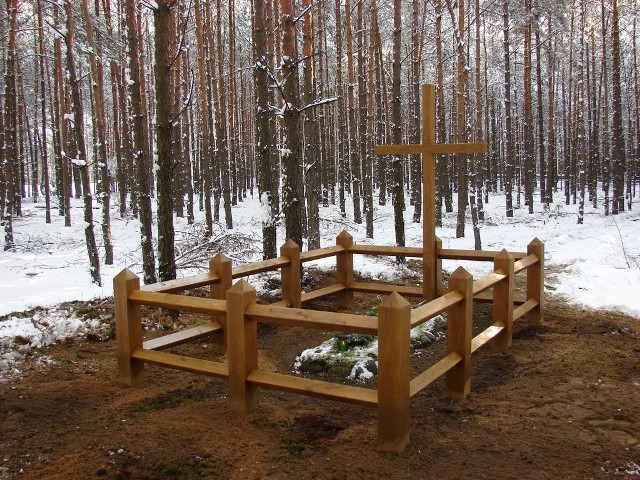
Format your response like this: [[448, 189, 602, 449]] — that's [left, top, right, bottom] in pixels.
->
[[115, 232, 544, 453]]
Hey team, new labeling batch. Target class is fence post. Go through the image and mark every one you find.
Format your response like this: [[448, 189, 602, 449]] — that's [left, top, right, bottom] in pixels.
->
[[226, 279, 258, 413], [493, 249, 514, 353], [280, 239, 301, 308], [336, 231, 354, 309], [377, 292, 411, 453], [445, 267, 473, 400], [435, 235, 443, 295], [527, 238, 544, 324], [210, 253, 233, 352], [114, 268, 144, 386]]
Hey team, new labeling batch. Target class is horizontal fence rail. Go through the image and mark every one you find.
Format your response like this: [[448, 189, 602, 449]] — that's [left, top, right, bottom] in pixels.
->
[[115, 232, 544, 453]]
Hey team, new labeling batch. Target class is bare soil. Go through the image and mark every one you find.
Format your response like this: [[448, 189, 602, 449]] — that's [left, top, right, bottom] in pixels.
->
[[1, 270, 639, 480]]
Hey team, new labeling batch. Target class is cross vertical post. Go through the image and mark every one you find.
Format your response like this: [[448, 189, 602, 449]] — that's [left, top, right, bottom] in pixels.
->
[[375, 84, 487, 301]]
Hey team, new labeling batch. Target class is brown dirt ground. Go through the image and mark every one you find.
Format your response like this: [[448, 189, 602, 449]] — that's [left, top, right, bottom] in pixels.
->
[[1, 269, 639, 480]]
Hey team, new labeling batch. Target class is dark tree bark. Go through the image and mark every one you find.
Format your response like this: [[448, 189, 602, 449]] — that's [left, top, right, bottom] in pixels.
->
[[503, 0, 515, 217], [125, 0, 156, 284], [154, 0, 176, 283], [81, 0, 114, 264], [611, 0, 626, 214], [63, 0, 101, 286], [280, 0, 304, 248], [252, 0, 278, 259], [391, 0, 405, 253]]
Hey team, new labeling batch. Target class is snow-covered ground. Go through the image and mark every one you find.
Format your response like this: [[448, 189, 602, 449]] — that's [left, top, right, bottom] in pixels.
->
[[1, 188, 639, 377]]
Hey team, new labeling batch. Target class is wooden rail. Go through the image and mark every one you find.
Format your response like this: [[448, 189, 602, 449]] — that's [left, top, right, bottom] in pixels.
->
[[115, 233, 544, 454]]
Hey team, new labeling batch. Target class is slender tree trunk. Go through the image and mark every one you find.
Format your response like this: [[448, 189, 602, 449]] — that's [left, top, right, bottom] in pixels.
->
[[345, 0, 362, 224], [125, 0, 156, 284], [252, 0, 277, 259], [215, 0, 233, 229], [280, 0, 304, 248], [3, 0, 18, 251], [63, 0, 101, 286], [523, 0, 535, 214], [193, 0, 214, 235], [611, 0, 626, 214], [36, 0, 51, 224], [391, 0, 405, 253], [302, 0, 321, 248], [503, 0, 514, 217], [154, 0, 176, 283], [81, 0, 114, 264], [335, 0, 347, 217]]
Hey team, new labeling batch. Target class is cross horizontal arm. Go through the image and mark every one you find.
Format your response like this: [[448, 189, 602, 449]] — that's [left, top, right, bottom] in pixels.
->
[[374, 143, 487, 156]]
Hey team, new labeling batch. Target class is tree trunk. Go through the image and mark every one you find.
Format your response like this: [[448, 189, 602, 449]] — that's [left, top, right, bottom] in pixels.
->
[[35, 0, 51, 224], [611, 0, 626, 214], [63, 0, 102, 286], [125, 0, 156, 284], [154, 0, 176, 283], [391, 0, 405, 253], [345, 0, 362, 224], [280, 0, 304, 248], [302, 0, 321, 249], [2, 0, 18, 251], [193, 0, 214, 235], [215, 0, 233, 229], [502, 0, 514, 217], [81, 0, 114, 264], [252, 0, 278, 259]]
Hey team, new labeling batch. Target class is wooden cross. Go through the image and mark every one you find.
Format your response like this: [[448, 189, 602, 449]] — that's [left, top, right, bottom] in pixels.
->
[[374, 84, 487, 301]]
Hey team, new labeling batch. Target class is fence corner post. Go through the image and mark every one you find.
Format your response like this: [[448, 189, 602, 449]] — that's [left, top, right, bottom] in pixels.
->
[[527, 238, 544, 324], [445, 267, 473, 401], [210, 253, 233, 352], [114, 268, 144, 386], [336, 230, 354, 309], [493, 249, 514, 353], [280, 239, 301, 308], [377, 292, 411, 453], [226, 279, 258, 413]]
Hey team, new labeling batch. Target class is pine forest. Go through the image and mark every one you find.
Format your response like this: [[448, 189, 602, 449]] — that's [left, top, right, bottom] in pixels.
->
[[0, 0, 639, 286]]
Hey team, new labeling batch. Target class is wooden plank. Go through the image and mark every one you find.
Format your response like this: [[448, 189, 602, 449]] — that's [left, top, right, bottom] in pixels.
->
[[347, 244, 423, 257], [513, 298, 539, 321], [232, 257, 289, 278], [140, 272, 220, 293], [472, 271, 506, 296], [410, 352, 461, 397], [349, 282, 423, 298], [143, 322, 222, 351], [132, 349, 229, 379], [300, 245, 345, 262], [129, 290, 227, 315], [439, 248, 527, 261], [246, 304, 378, 335], [410, 291, 463, 328], [473, 291, 526, 304], [471, 322, 505, 353], [247, 370, 377, 408], [300, 284, 346, 303], [514, 254, 538, 274]]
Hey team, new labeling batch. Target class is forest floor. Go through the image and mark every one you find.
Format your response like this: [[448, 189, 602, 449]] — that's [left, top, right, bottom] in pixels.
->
[[1, 269, 639, 480]]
